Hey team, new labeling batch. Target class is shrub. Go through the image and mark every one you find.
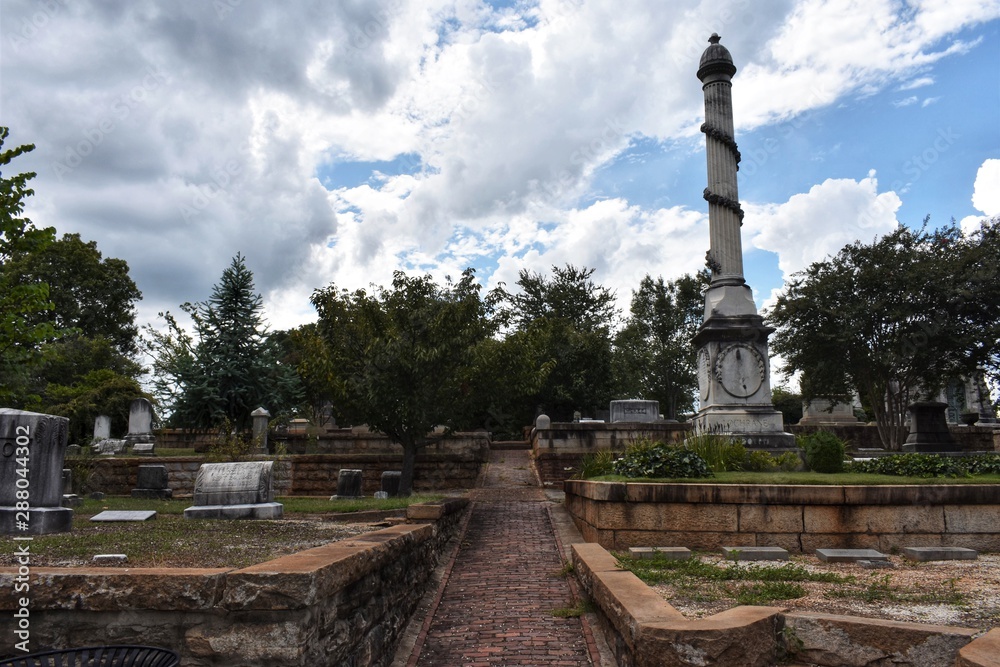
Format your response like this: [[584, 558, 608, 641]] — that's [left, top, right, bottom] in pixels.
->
[[612, 439, 712, 479], [798, 430, 846, 473], [684, 434, 746, 472], [576, 449, 616, 479], [845, 453, 1000, 478], [744, 450, 802, 472]]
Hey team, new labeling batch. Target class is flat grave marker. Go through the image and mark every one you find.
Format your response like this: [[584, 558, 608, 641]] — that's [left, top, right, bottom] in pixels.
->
[[90, 510, 157, 522]]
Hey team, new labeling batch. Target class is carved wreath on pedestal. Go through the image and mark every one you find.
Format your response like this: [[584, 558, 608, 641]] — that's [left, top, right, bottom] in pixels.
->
[[714, 343, 766, 398]]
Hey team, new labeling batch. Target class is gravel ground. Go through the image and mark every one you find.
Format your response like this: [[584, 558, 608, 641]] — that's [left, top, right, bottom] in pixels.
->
[[650, 553, 1000, 629]]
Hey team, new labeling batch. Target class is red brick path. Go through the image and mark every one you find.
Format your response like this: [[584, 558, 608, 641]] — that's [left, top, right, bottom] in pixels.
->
[[409, 450, 594, 666]]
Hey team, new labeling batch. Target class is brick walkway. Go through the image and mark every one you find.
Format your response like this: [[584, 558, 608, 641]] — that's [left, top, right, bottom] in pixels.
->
[[408, 449, 595, 666]]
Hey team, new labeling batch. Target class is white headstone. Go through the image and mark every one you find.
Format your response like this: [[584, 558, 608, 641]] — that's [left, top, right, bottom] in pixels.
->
[[93, 414, 112, 441], [610, 400, 660, 424], [184, 461, 283, 519], [127, 398, 154, 436], [535, 414, 551, 430]]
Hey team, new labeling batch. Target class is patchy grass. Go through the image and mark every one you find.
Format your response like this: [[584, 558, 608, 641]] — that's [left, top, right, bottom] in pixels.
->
[[550, 599, 595, 618], [589, 472, 1000, 485], [825, 573, 967, 606], [0, 494, 444, 569]]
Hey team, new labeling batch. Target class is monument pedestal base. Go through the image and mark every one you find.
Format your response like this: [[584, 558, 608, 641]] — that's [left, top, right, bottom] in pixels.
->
[[183, 502, 283, 520], [693, 407, 796, 451], [0, 506, 74, 534]]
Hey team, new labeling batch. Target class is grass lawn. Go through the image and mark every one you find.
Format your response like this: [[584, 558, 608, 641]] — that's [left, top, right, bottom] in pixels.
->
[[0, 494, 444, 569], [588, 472, 1000, 484]]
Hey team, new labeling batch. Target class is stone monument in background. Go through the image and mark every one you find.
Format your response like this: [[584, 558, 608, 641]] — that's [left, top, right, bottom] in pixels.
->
[[691, 34, 794, 450], [0, 409, 74, 534], [125, 397, 156, 454]]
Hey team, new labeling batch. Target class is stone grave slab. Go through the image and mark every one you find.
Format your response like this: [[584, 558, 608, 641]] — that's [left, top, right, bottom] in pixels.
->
[[93, 554, 127, 563], [184, 461, 282, 519], [334, 469, 363, 498], [628, 547, 691, 561], [815, 548, 889, 563], [132, 465, 172, 499], [90, 510, 157, 522], [901, 546, 978, 562], [381, 470, 401, 497], [721, 546, 789, 561], [131, 443, 156, 456]]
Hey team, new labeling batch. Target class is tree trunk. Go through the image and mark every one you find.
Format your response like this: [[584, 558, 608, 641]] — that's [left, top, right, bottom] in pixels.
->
[[399, 439, 417, 497]]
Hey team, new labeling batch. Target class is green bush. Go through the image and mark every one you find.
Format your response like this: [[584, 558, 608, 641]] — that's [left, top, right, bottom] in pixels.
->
[[684, 434, 746, 472], [612, 439, 712, 479], [847, 453, 1000, 478], [745, 450, 801, 472], [576, 449, 616, 479], [798, 431, 846, 473]]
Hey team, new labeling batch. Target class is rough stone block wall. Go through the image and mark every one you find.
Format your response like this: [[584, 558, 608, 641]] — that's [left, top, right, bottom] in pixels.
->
[[564, 481, 1000, 553]]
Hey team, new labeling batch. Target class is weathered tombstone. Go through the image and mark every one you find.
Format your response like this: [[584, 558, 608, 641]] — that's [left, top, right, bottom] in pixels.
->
[[381, 470, 402, 497], [132, 465, 172, 499], [61, 468, 81, 507], [251, 407, 270, 454], [183, 461, 282, 519], [798, 397, 859, 425], [124, 398, 156, 447], [66, 444, 81, 456], [902, 401, 961, 452], [97, 439, 127, 456], [91, 510, 157, 522], [334, 469, 363, 499], [93, 414, 112, 442], [0, 409, 74, 534], [610, 400, 660, 424], [535, 414, 551, 430], [131, 443, 156, 456]]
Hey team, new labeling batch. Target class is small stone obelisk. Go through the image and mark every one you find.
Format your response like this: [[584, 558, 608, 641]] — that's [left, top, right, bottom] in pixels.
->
[[692, 34, 794, 450]]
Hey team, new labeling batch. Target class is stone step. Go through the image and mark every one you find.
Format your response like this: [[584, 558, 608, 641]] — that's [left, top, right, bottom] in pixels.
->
[[815, 548, 888, 563], [490, 440, 532, 450], [901, 546, 978, 561], [721, 546, 789, 561]]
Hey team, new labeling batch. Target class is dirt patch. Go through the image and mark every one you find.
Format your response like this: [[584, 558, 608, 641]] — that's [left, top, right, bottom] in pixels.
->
[[647, 553, 1000, 629]]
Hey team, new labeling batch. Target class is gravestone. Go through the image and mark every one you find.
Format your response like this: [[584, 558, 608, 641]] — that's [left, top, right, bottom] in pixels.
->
[[124, 398, 156, 447], [91, 510, 157, 522], [901, 546, 977, 561], [610, 400, 660, 423], [798, 398, 859, 425], [61, 468, 81, 507], [0, 409, 74, 534], [132, 465, 172, 499], [535, 414, 551, 430], [184, 461, 282, 519], [721, 546, 789, 561], [93, 414, 112, 442], [815, 548, 889, 563], [381, 470, 402, 497], [95, 439, 127, 455], [902, 401, 960, 452], [66, 444, 81, 456], [131, 443, 156, 456], [628, 547, 691, 561], [251, 407, 270, 454], [334, 469, 363, 498]]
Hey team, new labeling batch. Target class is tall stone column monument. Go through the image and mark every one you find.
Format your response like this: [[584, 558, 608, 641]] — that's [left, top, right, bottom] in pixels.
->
[[692, 34, 794, 450]]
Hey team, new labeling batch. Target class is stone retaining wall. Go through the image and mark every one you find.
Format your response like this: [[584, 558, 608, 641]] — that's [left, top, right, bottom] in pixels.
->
[[572, 541, 993, 667], [0, 498, 468, 665], [69, 449, 487, 497], [564, 481, 1000, 553]]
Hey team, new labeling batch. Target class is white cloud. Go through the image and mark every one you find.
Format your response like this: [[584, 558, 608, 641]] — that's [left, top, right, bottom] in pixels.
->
[[961, 158, 1000, 234], [1, 0, 996, 334], [893, 96, 919, 107], [744, 171, 901, 288], [898, 76, 935, 90]]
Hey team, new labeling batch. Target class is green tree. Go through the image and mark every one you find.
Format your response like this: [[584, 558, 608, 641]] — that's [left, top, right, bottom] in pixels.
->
[[312, 269, 502, 495], [767, 219, 1000, 449], [507, 265, 617, 421], [771, 385, 803, 425], [613, 272, 708, 419], [147, 254, 301, 432], [0, 128, 57, 401], [5, 232, 142, 355]]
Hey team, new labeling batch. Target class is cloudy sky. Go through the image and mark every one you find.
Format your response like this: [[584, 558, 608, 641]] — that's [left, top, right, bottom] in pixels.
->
[[2, 0, 998, 337]]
